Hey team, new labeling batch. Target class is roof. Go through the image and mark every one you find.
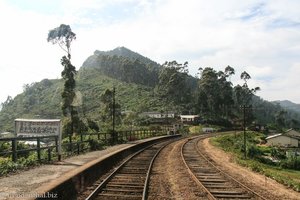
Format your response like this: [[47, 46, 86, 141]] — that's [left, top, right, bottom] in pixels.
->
[[15, 119, 61, 122], [142, 111, 175, 115], [266, 133, 299, 140], [266, 133, 282, 140], [285, 128, 300, 135], [180, 115, 199, 118]]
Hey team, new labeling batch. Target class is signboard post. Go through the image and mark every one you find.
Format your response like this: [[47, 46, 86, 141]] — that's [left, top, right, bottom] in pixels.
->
[[15, 119, 62, 161]]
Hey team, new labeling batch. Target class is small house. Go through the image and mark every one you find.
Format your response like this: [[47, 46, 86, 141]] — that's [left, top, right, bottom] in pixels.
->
[[285, 129, 300, 138], [266, 133, 299, 147], [202, 127, 215, 133], [141, 111, 175, 119], [180, 115, 200, 124]]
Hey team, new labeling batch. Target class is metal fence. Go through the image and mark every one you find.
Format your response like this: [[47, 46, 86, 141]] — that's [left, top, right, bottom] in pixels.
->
[[0, 129, 165, 162]]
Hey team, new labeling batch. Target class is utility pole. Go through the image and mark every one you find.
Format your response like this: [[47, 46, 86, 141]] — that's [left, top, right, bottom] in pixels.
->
[[243, 105, 246, 159], [241, 105, 251, 159], [112, 87, 116, 144]]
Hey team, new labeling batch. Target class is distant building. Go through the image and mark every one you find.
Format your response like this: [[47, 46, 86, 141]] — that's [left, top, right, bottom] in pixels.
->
[[202, 127, 215, 133], [266, 131, 300, 147], [141, 111, 175, 119], [180, 115, 200, 124], [140, 111, 176, 124], [285, 129, 300, 138]]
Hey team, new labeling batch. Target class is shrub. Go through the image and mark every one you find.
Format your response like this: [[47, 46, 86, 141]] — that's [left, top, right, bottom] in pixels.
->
[[255, 156, 276, 166], [280, 158, 300, 170], [0, 157, 17, 175], [248, 145, 263, 158], [89, 139, 103, 151]]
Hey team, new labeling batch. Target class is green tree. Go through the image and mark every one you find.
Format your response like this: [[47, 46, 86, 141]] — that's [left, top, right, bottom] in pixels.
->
[[217, 66, 235, 119], [275, 110, 287, 130], [100, 89, 121, 129], [233, 71, 260, 128], [47, 24, 79, 134], [156, 61, 192, 111], [197, 67, 221, 119], [234, 71, 260, 106]]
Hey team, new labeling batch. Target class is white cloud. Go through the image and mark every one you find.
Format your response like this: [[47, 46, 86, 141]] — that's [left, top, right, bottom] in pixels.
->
[[0, 0, 300, 104]]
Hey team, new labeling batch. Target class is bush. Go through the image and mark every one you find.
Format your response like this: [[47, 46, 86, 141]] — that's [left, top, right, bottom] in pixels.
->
[[0, 153, 40, 176], [0, 142, 10, 152], [255, 156, 276, 166], [248, 145, 263, 158], [280, 157, 300, 170], [271, 147, 286, 159], [0, 157, 17, 175], [89, 139, 103, 151], [257, 145, 272, 155]]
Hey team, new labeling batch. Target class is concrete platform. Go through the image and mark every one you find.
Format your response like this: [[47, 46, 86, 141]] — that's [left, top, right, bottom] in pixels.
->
[[0, 135, 173, 200]]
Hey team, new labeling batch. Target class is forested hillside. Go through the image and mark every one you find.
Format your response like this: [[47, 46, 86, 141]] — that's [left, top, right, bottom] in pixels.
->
[[82, 47, 160, 87], [0, 68, 166, 132], [275, 100, 300, 113], [0, 47, 299, 133]]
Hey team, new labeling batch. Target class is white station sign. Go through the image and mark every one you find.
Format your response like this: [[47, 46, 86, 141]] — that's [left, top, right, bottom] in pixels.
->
[[15, 119, 61, 137]]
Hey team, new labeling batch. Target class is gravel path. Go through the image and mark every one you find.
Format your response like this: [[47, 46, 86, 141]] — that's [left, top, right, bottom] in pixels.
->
[[148, 138, 207, 200], [202, 138, 300, 200]]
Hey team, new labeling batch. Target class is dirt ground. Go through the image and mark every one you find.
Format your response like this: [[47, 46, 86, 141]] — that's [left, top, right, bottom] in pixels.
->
[[202, 138, 300, 200], [148, 139, 208, 200]]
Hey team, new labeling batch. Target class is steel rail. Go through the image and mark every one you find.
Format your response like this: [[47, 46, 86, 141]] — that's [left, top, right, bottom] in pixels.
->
[[180, 135, 216, 200], [194, 137, 268, 200], [182, 135, 267, 200], [142, 137, 181, 200], [85, 138, 178, 200]]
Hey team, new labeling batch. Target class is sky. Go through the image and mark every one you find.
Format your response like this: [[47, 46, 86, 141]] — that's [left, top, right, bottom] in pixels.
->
[[0, 0, 300, 105]]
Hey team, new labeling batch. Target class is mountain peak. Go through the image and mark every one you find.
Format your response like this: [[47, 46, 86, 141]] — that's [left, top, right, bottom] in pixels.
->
[[94, 46, 147, 61], [86, 47, 159, 69], [273, 100, 300, 113]]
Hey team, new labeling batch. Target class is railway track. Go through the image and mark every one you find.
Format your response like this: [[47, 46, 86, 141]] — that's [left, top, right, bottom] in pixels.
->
[[85, 138, 176, 200], [181, 136, 267, 200]]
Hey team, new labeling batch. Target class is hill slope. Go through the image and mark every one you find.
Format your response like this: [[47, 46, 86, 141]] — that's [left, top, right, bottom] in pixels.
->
[[274, 100, 300, 113], [1, 47, 300, 132], [81, 47, 160, 87], [0, 67, 167, 132]]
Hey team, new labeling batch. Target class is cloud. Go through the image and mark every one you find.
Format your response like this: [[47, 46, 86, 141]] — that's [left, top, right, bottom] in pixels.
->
[[0, 0, 300, 104]]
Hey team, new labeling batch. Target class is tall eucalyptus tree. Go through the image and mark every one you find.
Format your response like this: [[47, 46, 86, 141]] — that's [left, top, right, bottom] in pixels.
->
[[47, 24, 80, 134]]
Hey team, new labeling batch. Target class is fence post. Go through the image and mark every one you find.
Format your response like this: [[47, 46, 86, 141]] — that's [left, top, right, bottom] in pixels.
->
[[55, 137, 58, 152], [48, 148, 51, 162], [12, 138, 17, 162], [77, 142, 80, 155], [69, 135, 73, 154], [37, 137, 41, 162]]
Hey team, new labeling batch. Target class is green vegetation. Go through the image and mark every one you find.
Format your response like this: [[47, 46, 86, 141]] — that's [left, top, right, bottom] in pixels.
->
[[1, 47, 300, 133], [0, 153, 41, 176], [211, 132, 300, 191], [48, 24, 83, 135]]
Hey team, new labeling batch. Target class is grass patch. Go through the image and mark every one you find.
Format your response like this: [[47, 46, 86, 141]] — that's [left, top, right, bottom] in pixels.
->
[[211, 132, 300, 192], [189, 126, 203, 134]]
